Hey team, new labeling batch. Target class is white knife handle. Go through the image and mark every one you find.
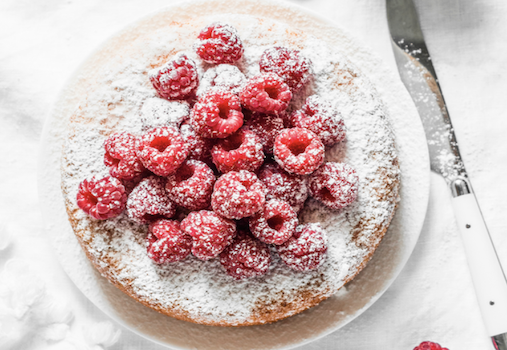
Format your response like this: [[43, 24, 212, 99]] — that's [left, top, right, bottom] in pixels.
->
[[451, 178, 507, 339]]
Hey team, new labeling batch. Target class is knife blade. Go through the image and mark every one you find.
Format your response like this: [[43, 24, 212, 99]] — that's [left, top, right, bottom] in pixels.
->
[[386, 0, 507, 347]]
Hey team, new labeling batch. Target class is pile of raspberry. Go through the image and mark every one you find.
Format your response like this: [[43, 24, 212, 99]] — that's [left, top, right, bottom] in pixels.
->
[[76, 22, 359, 280]]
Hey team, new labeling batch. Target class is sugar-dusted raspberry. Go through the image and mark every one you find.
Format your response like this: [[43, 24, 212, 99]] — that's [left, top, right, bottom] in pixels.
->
[[194, 22, 244, 64], [258, 162, 309, 212], [180, 210, 237, 260], [220, 231, 271, 280], [249, 200, 297, 245], [211, 128, 264, 173], [240, 73, 292, 114], [135, 126, 189, 177], [309, 162, 358, 210], [190, 89, 244, 139], [274, 127, 325, 175], [259, 47, 312, 92], [126, 176, 176, 224], [290, 95, 345, 147], [277, 223, 328, 272], [413, 341, 449, 350], [77, 176, 127, 220], [104, 132, 145, 181], [180, 122, 214, 163], [197, 64, 246, 97], [166, 160, 215, 211], [244, 111, 286, 154], [149, 53, 199, 101], [212, 170, 266, 219], [147, 219, 192, 264]]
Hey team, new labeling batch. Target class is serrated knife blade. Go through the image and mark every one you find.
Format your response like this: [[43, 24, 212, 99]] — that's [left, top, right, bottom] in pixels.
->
[[386, 0, 507, 348]]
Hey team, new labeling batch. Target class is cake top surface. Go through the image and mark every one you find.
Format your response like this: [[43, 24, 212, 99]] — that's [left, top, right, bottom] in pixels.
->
[[60, 11, 400, 326]]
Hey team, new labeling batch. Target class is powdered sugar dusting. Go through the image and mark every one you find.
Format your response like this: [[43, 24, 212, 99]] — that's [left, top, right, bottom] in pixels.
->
[[197, 64, 246, 97], [139, 97, 189, 130], [60, 12, 399, 325]]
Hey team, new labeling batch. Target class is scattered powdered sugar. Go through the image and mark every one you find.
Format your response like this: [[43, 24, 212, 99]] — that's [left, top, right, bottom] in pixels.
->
[[197, 64, 246, 97], [139, 97, 189, 130], [60, 13, 399, 325]]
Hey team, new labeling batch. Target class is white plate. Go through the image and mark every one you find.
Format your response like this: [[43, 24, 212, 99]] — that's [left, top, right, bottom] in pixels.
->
[[38, 0, 429, 348]]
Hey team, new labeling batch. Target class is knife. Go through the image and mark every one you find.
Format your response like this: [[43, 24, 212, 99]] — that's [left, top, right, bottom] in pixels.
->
[[386, 0, 507, 348]]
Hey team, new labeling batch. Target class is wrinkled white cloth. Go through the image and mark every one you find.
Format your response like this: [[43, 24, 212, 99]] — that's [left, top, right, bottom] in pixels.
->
[[1, 0, 506, 349]]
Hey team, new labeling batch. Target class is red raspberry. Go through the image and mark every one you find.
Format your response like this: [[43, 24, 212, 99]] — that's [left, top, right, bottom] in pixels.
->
[[197, 64, 246, 97], [135, 126, 189, 177], [211, 170, 266, 219], [290, 96, 345, 147], [220, 231, 271, 280], [126, 176, 176, 224], [244, 111, 286, 154], [259, 47, 312, 92], [249, 200, 297, 245], [180, 210, 237, 260], [77, 176, 127, 220], [166, 160, 215, 211], [309, 162, 359, 210], [149, 53, 199, 100], [211, 128, 264, 173], [194, 22, 244, 64], [273, 128, 325, 175], [258, 162, 308, 212], [180, 122, 214, 163], [147, 219, 192, 264], [413, 341, 449, 350], [240, 73, 292, 114], [104, 132, 145, 181], [277, 223, 328, 272], [190, 89, 244, 139]]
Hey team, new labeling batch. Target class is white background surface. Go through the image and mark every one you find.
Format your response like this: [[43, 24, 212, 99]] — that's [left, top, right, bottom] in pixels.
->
[[1, 0, 507, 349]]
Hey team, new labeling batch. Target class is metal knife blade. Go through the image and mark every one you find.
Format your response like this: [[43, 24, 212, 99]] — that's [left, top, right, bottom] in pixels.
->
[[386, 0, 507, 347], [386, 0, 465, 182]]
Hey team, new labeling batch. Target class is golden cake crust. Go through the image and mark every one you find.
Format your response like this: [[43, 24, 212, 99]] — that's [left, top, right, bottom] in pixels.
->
[[60, 5, 400, 326]]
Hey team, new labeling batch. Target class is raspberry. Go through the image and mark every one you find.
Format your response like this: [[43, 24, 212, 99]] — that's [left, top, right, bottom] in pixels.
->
[[77, 176, 127, 220], [211, 128, 264, 173], [413, 341, 449, 350], [180, 210, 237, 260], [277, 223, 328, 272], [126, 176, 176, 224], [244, 111, 286, 154], [104, 132, 145, 181], [273, 128, 325, 175], [211, 170, 266, 219], [180, 122, 214, 163], [197, 64, 246, 97], [135, 126, 189, 177], [190, 89, 244, 139], [258, 162, 309, 212], [149, 53, 199, 100], [290, 96, 345, 147], [259, 47, 312, 92], [194, 22, 244, 64], [249, 200, 297, 245], [220, 231, 271, 280], [240, 73, 292, 114], [147, 220, 192, 264], [166, 160, 215, 211], [309, 162, 358, 210]]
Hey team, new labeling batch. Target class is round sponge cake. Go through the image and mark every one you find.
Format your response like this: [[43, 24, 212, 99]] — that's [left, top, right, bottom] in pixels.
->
[[60, 5, 400, 326]]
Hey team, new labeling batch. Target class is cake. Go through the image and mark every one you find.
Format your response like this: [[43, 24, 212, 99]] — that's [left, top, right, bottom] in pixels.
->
[[60, 3, 400, 327]]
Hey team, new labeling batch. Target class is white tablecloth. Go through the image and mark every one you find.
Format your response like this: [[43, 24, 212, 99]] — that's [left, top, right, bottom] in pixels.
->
[[1, 0, 506, 349]]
